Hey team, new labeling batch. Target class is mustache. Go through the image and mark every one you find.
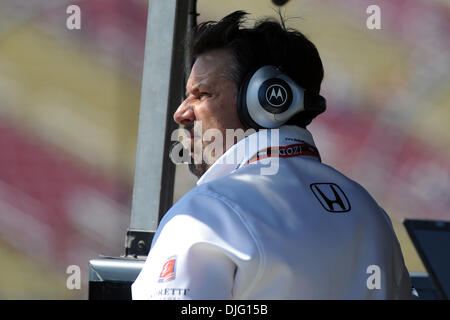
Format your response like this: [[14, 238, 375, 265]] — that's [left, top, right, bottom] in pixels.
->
[[183, 122, 194, 133], [169, 141, 189, 164], [168, 123, 195, 164], [169, 122, 205, 164]]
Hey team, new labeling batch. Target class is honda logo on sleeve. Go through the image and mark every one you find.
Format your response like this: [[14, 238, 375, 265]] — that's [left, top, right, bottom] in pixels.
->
[[310, 183, 351, 213]]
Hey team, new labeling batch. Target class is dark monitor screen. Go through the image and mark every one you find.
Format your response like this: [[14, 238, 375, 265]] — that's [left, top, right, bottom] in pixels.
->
[[404, 219, 450, 300]]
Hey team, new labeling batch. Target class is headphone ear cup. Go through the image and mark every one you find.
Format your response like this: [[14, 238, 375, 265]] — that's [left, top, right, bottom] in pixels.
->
[[237, 71, 263, 130], [237, 65, 326, 129], [242, 66, 296, 129]]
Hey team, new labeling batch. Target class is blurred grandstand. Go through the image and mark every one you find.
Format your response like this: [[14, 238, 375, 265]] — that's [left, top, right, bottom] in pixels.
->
[[0, 0, 449, 299]]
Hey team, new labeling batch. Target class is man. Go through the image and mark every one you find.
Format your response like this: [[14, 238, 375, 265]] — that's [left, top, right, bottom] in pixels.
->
[[132, 11, 412, 299]]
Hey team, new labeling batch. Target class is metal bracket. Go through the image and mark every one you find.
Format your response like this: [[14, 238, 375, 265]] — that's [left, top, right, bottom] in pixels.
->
[[124, 229, 154, 258]]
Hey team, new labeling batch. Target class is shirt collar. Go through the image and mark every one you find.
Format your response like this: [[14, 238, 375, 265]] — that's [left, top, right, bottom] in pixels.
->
[[197, 125, 318, 186]]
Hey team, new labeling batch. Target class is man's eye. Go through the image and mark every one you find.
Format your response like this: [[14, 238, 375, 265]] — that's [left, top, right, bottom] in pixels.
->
[[199, 92, 211, 99]]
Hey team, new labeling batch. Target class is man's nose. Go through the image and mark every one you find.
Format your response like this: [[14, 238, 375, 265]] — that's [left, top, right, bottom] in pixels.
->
[[173, 100, 195, 125]]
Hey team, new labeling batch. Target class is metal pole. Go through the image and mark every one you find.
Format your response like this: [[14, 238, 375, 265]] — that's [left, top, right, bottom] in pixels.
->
[[126, 0, 191, 257], [89, 0, 196, 300]]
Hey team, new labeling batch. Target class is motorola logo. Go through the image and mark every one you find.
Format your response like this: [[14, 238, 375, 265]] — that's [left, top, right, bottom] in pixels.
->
[[258, 78, 292, 114], [266, 84, 288, 107], [310, 183, 351, 213]]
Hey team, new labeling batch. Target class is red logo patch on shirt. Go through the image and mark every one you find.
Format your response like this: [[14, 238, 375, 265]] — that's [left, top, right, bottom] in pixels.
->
[[158, 256, 176, 283]]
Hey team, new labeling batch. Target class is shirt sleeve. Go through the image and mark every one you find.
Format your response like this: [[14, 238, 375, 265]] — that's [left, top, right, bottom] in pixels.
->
[[131, 190, 260, 300]]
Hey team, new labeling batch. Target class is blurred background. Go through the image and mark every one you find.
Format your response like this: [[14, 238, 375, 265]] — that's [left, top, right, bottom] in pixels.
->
[[0, 0, 448, 299]]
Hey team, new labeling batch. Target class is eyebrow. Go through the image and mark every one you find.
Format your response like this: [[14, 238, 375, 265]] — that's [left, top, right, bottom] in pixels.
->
[[185, 82, 212, 95]]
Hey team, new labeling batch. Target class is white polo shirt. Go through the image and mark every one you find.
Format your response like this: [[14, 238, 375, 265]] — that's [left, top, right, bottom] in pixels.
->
[[132, 125, 412, 299]]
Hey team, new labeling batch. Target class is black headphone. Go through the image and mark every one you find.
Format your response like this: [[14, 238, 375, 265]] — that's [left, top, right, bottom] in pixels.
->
[[237, 65, 326, 129]]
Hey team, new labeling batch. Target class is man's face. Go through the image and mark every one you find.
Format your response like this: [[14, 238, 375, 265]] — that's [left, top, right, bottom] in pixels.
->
[[173, 49, 245, 177]]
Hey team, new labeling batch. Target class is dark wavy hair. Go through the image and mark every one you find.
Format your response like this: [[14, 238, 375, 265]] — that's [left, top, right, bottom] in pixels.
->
[[189, 10, 324, 128]]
